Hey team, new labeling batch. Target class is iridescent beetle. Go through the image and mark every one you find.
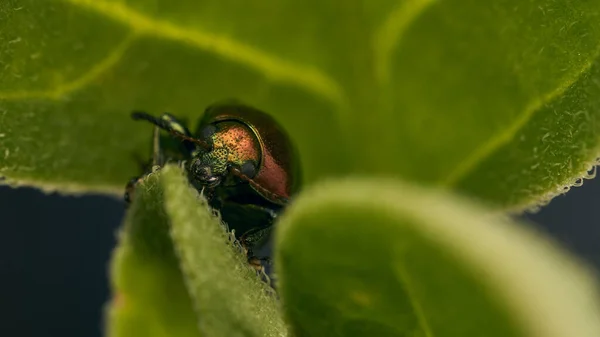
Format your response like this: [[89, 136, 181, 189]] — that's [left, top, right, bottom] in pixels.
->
[[125, 102, 301, 267]]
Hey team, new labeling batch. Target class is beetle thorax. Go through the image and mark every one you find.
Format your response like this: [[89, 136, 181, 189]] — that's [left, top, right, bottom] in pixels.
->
[[212, 121, 261, 167]]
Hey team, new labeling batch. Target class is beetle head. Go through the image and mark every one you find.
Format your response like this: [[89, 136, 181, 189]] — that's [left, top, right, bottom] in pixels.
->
[[189, 148, 229, 188]]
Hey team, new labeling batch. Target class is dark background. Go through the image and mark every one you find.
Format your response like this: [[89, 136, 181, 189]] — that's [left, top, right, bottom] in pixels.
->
[[1, 178, 599, 337]]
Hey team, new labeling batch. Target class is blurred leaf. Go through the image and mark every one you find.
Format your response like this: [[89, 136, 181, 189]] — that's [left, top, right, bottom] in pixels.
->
[[107, 165, 287, 337], [275, 178, 600, 337], [1, 0, 600, 208]]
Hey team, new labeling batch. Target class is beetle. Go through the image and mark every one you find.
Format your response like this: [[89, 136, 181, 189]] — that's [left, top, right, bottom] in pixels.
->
[[125, 101, 301, 268]]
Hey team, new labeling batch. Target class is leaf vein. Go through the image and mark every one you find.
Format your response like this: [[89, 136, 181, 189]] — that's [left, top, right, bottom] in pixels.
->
[[0, 35, 134, 101], [62, 0, 348, 115], [442, 46, 600, 187], [395, 263, 435, 337], [374, 0, 437, 85]]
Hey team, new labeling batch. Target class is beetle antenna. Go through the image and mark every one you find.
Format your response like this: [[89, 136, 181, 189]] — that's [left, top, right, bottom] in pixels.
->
[[131, 111, 211, 150], [229, 166, 289, 205]]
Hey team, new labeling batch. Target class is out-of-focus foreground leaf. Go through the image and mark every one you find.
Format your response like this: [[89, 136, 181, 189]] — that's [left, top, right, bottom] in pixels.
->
[[276, 178, 600, 337], [108, 165, 287, 337], [1, 0, 600, 209]]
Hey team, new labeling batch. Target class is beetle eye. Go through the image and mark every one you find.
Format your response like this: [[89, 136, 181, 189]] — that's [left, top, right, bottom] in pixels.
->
[[240, 160, 257, 178], [200, 124, 217, 140]]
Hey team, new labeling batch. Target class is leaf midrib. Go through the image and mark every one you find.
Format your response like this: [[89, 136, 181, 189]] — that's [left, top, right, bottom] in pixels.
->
[[373, 0, 438, 86], [0, 34, 134, 100], [62, 0, 348, 113], [395, 263, 435, 337]]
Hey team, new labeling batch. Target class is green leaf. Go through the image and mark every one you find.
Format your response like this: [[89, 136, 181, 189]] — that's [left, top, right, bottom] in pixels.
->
[[2, 1, 600, 208], [275, 178, 600, 337], [107, 164, 287, 337], [107, 169, 199, 337]]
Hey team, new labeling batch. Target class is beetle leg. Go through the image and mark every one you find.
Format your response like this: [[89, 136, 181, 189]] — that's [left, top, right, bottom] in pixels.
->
[[238, 204, 278, 249], [124, 125, 164, 206], [240, 226, 273, 255], [152, 125, 164, 167], [237, 206, 278, 270], [125, 111, 193, 205], [124, 176, 140, 205]]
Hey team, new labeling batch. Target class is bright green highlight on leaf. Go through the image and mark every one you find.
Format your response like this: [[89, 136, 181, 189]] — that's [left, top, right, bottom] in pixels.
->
[[108, 165, 287, 337], [107, 171, 199, 337], [276, 178, 600, 337], [2, 0, 600, 209], [161, 165, 288, 337]]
